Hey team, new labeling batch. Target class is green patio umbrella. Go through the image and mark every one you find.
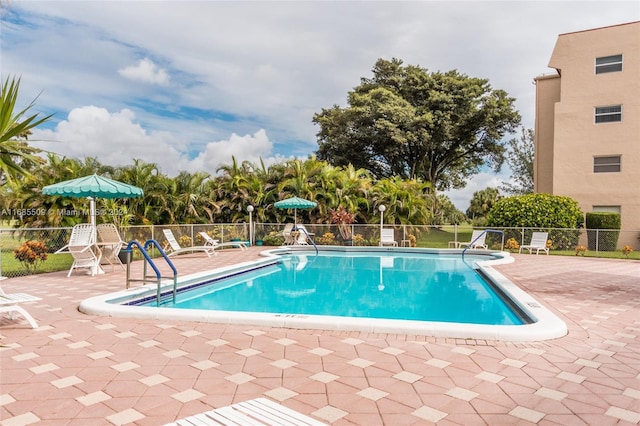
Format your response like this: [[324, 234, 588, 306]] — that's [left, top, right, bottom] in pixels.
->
[[274, 196, 317, 227], [42, 173, 143, 231]]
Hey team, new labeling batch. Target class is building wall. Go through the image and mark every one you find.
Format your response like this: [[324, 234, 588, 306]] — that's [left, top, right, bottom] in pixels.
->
[[534, 22, 640, 247]]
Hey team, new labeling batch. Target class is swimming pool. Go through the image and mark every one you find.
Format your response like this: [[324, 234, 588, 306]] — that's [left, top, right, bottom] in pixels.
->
[[80, 247, 567, 341]]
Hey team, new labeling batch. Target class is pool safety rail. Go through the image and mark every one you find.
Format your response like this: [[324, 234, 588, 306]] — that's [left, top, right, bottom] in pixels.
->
[[123, 239, 178, 305], [461, 229, 505, 259], [297, 226, 319, 254]]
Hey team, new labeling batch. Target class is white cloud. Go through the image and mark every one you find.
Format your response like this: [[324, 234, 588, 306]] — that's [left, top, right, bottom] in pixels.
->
[[30, 106, 282, 176], [189, 129, 285, 173], [5, 1, 638, 206], [444, 172, 508, 213], [118, 58, 170, 85]]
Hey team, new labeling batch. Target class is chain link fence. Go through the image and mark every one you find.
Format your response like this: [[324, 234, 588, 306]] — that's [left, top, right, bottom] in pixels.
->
[[1, 224, 638, 279]]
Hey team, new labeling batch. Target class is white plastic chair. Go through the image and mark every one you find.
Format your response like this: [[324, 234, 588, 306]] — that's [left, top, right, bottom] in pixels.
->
[[294, 226, 309, 245], [0, 285, 41, 329], [55, 223, 102, 276], [198, 232, 247, 251], [380, 228, 398, 247], [97, 223, 126, 270], [458, 230, 488, 249], [282, 223, 295, 245], [519, 232, 550, 255]]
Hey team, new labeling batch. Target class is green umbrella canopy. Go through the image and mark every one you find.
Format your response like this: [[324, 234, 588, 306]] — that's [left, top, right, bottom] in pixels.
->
[[42, 174, 143, 199], [274, 196, 317, 209], [274, 196, 317, 226]]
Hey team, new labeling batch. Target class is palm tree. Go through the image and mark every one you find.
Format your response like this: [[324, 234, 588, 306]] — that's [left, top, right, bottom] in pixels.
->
[[0, 76, 53, 183]]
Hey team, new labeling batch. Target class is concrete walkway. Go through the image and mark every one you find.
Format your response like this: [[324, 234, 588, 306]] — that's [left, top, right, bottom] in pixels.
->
[[1, 249, 639, 425]]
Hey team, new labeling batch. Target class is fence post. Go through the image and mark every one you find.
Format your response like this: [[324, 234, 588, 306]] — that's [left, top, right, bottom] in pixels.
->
[[0, 229, 5, 280]]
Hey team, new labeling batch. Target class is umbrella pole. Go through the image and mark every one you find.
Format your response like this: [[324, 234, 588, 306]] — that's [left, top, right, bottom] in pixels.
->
[[89, 197, 96, 241]]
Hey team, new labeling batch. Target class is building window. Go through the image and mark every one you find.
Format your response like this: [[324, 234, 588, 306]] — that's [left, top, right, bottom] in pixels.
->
[[595, 54, 623, 74], [595, 105, 622, 123], [593, 155, 621, 173]]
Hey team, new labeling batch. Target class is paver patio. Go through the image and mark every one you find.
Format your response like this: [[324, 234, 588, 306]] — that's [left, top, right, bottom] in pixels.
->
[[1, 248, 639, 425]]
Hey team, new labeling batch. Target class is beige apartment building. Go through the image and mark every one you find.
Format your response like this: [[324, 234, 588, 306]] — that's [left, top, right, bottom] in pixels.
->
[[534, 21, 640, 247]]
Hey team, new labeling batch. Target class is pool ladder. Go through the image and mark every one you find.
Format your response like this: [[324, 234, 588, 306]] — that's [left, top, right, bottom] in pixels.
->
[[123, 239, 178, 306]]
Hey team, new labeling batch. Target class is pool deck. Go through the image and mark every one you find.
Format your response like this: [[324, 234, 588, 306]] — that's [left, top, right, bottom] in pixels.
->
[[1, 248, 639, 425]]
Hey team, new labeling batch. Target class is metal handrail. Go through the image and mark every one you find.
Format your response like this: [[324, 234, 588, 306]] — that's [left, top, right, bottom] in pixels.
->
[[124, 239, 178, 305], [461, 229, 505, 260], [144, 239, 178, 303], [298, 227, 319, 254]]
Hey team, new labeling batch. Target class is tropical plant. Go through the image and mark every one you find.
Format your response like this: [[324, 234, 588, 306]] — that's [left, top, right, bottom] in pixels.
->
[[500, 127, 534, 195], [0, 76, 52, 183], [466, 187, 501, 225], [13, 240, 48, 273]]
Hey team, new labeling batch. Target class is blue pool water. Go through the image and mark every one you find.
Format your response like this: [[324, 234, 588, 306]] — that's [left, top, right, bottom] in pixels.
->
[[139, 252, 525, 326]]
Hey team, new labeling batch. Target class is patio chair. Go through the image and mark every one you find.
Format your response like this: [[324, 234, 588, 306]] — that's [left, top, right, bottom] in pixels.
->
[[519, 231, 550, 255], [282, 223, 295, 245], [457, 230, 488, 250], [97, 223, 126, 270], [163, 229, 216, 257], [166, 397, 327, 426], [198, 232, 248, 251], [293, 225, 310, 245], [380, 228, 398, 247], [0, 285, 42, 329], [55, 223, 103, 277]]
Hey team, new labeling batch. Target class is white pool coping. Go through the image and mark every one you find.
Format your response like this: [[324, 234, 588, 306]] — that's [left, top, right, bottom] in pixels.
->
[[79, 247, 568, 342]]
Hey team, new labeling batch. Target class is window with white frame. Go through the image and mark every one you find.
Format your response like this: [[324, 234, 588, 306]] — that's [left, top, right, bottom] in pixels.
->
[[595, 105, 622, 123], [595, 54, 623, 74], [593, 155, 621, 173]]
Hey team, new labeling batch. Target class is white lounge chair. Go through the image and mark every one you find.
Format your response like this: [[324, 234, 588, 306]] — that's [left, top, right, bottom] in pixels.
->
[[380, 228, 398, 247], [0, 285, 41, 329], [198, 232, 248, 251], [519, 231, 550, 255], [55, 223, 103, 277], [97, 223, 126, 270], [163, 229, 216, 257], [166, 397, 327, 426], [458, 230, 488, 250]]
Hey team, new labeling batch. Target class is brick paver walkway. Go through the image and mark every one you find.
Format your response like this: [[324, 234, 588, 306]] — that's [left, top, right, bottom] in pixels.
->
[[1, 249, 639, 425]]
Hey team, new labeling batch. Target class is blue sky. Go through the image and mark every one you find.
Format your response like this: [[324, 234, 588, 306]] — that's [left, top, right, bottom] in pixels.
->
[[2, 1, 638, 210]]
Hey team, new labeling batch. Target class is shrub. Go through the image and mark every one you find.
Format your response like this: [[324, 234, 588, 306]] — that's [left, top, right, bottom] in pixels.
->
[[505, 238, 520, 252], [317, 232, 336, 245], [179, 235, 192, 247], [575, 245, 587, 256], [487, 194, 583, 228], [585, 212, 620, 251], [262, 231, 284, 246], [486, 193, 583, 249], [352, 233, 366, 246], [13, 240, 49, 273]]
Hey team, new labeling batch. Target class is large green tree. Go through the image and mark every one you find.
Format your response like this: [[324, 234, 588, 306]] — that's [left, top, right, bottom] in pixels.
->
[[500, 127, 534, 195], [314, 58, 521, 194]]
